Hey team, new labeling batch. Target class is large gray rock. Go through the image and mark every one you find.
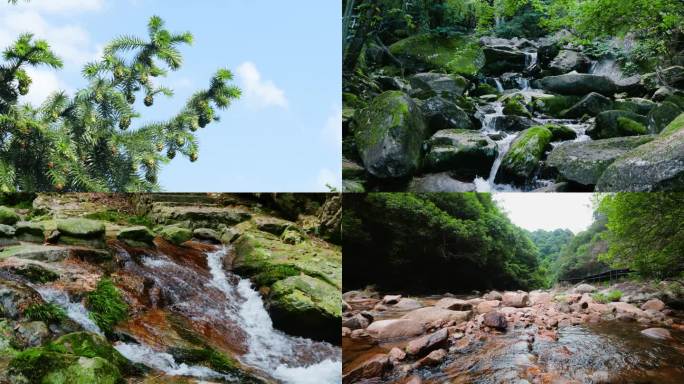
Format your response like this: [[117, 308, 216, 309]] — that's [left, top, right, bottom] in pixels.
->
[[537, 73, 617, 96], [483, 311, 508, 330], [491, 115, 537, 132], [588, 110, 649, 139], [410, 73, 469, 99], [483, 47, 528, 75], [354, 91, 427, 178], [420, 97, 473, 133], [562, 92, 614, 118], [596, 124, 684, 191], [547, 136, 656, 186], [366, 319, 425, 340], [501, 292, 529, 308], [661, 66, 684, 88], [495, 126, 553, 185], [405, 328, 448, 357], [548, 49, 590, 75], [424, 129, 498, 178], [647, 101, 682, 133], [401, 306, 471, 325], [615, 98, 657, 115], [408, 173, 476, 192]]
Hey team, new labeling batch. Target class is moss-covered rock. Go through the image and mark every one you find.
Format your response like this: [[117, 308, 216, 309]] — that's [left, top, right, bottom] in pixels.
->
[[547, 135, 656, 186], [471, 83, 500, 97], [50, 332, 137, 375], [117, 226, 155, 248], [596, 115, 684, 191], [342, 180, 366, 193], [0, 206, 20, 225], [561, 92, 613, 118], [268, 275, 341, 343], [537, 73, 617, 96], [10, 263, 60, 284], [495, 126, 553, 185], [647, 101, 682, 133], [502, 94, 532, 118], [409, 73, 468, 99], [354, 91, 427, 179], [419, 96, 473, 133], [424, 129, 498, 179], [158, 226, 192, 246], [56, 218, 106, 248], [531, 94, 581, 117], [588, 110, 649, 139], [615, 98, 657, 115], [545, 124, 577, 141], [15, 221, 44, 243], [0, 224, 19, 247], [149, 203, 252, 230], [8, 347, 123, 384], [483, 47, 528, 76], [389, 33, 484, 77]]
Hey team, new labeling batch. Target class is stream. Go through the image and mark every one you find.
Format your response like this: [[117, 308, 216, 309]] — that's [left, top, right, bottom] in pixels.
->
[[36, 246, 341, 384]]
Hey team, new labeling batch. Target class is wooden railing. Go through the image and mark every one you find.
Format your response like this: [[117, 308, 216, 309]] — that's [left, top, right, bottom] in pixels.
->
[[559, 268, 633, 284]]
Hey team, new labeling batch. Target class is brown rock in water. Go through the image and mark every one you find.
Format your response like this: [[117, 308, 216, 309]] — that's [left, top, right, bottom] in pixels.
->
[[529, 291, 552, 306], [366, 319, 426, 340], [388, 347, 406, 362], [417, 348, 447, 367], [641, 298, 666, 311], [502, 291, 529, 308], [401, 306, 471, 325], [394, 298, 423, 310], [476, 300, 501, 314], [342, 313, 370, 330], [483, 291, 503, 300], [435, 297, 473, 311], [641, 327, 672, 340], [405, 328, 448, 357], [342, 353, 391, 384], [483, 311, 508, 330]]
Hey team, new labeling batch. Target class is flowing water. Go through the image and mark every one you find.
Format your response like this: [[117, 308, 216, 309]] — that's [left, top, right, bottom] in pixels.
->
[[34, 286, 103, 335]]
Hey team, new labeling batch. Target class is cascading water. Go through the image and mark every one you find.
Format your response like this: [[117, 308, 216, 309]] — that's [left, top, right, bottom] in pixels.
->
[[474, 101, 519, 192], [34, 286, 103, 335], [205, 247, 342, 384]]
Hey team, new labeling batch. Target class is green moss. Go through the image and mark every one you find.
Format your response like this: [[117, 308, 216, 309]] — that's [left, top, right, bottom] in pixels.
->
[[252, 264, 301, 287], [0, 206, 20, 225], [117, 226, 155, 247], [661, 112, 684, 136], [389, 33, 484, 76], [49, 332, 138, 376], [498, 126, 553, 183], [56, 218, 105, 238], [543, 124, 577, 141], [8, 348, 75, 383], [532, 95, 581, 117], [503, 95, 532, 118], [617, 116, 647, 135], [24, 303, 67, 324], [86, 279, 128, 335], [84, 210, 153, 229], [471, 83, 500, 96], [158, 225, 192, 245], [13, 264, 59, 283], [592, 290, 622, 304], [342, 92, 367, 109], [354, 91, 411, 151]]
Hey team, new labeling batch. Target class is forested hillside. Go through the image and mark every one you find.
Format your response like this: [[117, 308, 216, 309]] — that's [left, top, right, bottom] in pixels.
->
[[342, 0, 684, 192], [526, 228, 573, 285]]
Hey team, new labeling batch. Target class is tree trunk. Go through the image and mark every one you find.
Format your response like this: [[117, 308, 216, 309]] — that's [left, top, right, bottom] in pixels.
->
[[343, 0, 379, 74]]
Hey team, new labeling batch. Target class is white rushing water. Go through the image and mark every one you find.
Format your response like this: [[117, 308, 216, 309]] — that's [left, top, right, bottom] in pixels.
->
[[205, 247, 342, 384], [114, 343, 231, 380], [34, 286, 103, 335]]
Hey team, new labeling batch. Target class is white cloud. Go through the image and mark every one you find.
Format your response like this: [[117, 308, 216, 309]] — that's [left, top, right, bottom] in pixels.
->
[[322, 106, 342, 148], [316, 168, 341, 192], [235, 61, 288, 109], [20, 67, 70, 106], [494, 193, 595, 233]]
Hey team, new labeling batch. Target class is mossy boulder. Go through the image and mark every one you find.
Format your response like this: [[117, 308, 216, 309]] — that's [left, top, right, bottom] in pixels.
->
[[588, 110, 649, 139], [268, 275, 341, 343], [537, 73, 617, 96], [615, 98, 657, 115], [495, 126, 553, 185], [8, 347, 123, 384], [0, 224, 19, 247], [158, 225, 192, 246], [50, 332, 138, 375], [531, 94, 581, 118], [15, 222, 44, 243], [342, 180, 366, 193], [502, 95, 532, 118], [389, 33, 484, 77], [408, 172, 476, 192], [471, 83, 500, 97], [420, 96, 473, 133], [561, 92, 613, 118], [0, 206, 20, 225], [424, 129, 498, 179], [149, 203, 252, 230], [482, 47, 528, 75], [354, 91, 427, 179], [547, 135, 656, 186], [409, 73, 468, 99], [56, 218, 106, 248], [597, 116, 684, 191], [647, 101, 682, 133], [545, 124, 577, 141], [117, 226, 155, 248]]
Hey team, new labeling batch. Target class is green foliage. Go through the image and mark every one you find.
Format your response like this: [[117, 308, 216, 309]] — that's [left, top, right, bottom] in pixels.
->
[[592, 289, 622, 303], [343, 193, 543, 292], [86, 279, 128, 335], [551, 216, 610, 282], [252, 264, 301, 287], [24, 303, 67, 324], [597, 193, 684, 279], [0, 16, 240, 192]]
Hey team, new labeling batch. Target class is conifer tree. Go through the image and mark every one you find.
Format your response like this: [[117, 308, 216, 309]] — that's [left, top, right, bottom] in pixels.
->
[[0, 4, 240, 191]]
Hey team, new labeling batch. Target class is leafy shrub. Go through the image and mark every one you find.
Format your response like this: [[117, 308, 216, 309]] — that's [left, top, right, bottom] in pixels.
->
[[86, 279, 128, 334], [592, 290, 622, 303]]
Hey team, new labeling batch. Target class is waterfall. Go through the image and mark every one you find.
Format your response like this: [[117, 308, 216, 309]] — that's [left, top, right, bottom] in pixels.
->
[[494, 78, 504, 93], [524, 51, 538, 69], [205, 247, 342, 384], [34, 286, 103, 335]]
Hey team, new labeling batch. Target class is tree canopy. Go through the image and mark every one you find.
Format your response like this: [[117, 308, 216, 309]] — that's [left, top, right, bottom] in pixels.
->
[[1, 2, 240, 192]]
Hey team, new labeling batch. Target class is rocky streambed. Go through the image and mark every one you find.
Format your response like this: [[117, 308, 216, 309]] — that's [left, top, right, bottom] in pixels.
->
[[0, 193, 342, 384], [343, 32, 684, 192], [342, 282, 684, 384]]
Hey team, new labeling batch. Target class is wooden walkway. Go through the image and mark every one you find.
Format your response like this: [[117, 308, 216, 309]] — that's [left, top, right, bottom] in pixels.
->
[[559, 268, 633, 284]]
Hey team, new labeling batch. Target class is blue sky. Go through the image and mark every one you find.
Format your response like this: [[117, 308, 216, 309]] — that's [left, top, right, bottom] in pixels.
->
[[0, 0, 341, 192]]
